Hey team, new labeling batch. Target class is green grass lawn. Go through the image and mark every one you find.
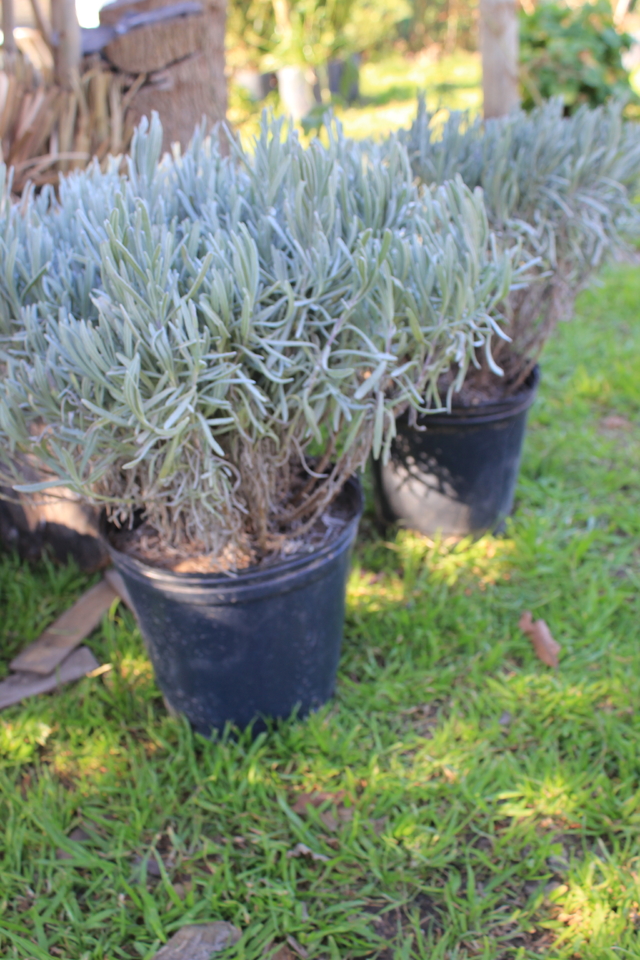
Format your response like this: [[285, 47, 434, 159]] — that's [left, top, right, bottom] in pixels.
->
[[227, 50, 482, 143], [1, 262, 640, 959]]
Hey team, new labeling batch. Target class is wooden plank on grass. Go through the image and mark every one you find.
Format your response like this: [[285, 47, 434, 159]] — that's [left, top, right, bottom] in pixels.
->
[[103, 568, 134, 610], [9, 579, 118, 675], [0, 646, 100, 709]]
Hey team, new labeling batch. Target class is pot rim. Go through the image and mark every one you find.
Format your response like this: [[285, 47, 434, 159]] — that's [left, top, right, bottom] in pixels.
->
[[418, 364, 540, 426], [101, 475, 363, 590]]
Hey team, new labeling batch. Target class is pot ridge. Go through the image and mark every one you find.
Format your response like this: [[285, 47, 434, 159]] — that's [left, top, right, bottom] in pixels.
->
[[421, 365, 540, 426]]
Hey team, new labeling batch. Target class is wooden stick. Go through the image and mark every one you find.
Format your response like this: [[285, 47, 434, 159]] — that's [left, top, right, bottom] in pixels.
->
[[29, 0, 54, 50], [2, 0, 17, 73], [479, 0, 519, 119], [10, 579, 119, 675], [0, 647, 100, 710], [52, 0, 81, 89]]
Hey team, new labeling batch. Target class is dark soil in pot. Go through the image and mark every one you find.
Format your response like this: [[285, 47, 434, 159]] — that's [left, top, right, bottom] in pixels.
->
[[103, 478, 363, 735], [372, 367, 540, 538]]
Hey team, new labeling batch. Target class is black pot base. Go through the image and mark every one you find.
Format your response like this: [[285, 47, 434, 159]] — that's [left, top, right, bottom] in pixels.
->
[[372, 368, 539, 538]]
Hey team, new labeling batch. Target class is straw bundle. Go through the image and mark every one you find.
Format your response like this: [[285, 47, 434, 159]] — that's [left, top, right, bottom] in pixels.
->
[[0, 52, 140, 192]]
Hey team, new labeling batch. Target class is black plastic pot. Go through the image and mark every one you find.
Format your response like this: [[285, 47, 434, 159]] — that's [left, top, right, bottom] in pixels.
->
[[104, 479, 362, 735], [373, 367, 539, 538]]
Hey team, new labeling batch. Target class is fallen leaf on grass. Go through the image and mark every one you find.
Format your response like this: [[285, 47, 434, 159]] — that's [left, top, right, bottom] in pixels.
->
[[370, 816, 388, 835], [600, 414, 630, 431], [56, 825, 92, 859], [286, 935, 308, 958], [286, 843, 329, 862], [152, 922, 241, 959], [132, 852, 173, 877], [271, 946, 297, 960], [292, 790, 346, 814], [519, 611, 561, 668], [319, 835, 340, 850], [318, 810, 338, 832], [68, 827, 90, 842], [13, 896, 33, 913], [172, 880, 192, 899]]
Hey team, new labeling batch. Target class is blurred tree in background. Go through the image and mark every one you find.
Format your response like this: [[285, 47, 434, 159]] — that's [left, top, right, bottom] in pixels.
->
[[403, 0, 477, 52], [226, 0, 477, 79], [520, 0, 637, 112]]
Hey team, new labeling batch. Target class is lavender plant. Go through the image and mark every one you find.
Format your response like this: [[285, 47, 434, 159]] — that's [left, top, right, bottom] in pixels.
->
[[0, 115, 512, 565], [400, 98, 640, 389]]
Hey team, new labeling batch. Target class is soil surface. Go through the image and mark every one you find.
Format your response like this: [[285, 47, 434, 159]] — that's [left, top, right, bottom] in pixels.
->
[[106, 481, 358, 574], [435, 360, 537, 408]]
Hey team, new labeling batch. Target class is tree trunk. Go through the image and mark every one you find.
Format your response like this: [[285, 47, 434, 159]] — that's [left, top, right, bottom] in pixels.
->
[[480, 0, 519, 119], [51, 0, 81, 89], [101, 0, 227, 152], [2, 0, 17, 73]]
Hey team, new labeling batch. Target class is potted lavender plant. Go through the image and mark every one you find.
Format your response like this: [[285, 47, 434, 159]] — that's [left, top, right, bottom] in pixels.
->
[[0, 115, 511, 732], [374, 98, 640, 537]]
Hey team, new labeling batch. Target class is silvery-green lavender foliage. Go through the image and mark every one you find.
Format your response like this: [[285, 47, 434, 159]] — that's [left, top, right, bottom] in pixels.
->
[[0, 115, 512, 559], [399, 98, 640, 382]]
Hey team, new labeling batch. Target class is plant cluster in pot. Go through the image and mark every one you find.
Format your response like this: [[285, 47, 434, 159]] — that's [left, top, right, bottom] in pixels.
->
[[373, 98, 640, 538], [0, 115, 512, 734]]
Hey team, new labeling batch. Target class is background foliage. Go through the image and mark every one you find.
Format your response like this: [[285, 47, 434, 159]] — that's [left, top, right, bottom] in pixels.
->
[[226, 0, 412, 73], [226, 0, 479, 76], [519, 0, 637, 113]]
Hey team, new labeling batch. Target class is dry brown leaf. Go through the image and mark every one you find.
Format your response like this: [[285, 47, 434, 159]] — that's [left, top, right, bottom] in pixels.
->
[[132, 852, 171, 877], [68, 827, 90, 842], [285, 935, 308, 959], [152, 922, 241, 960], [172, 880, 193, 899], [600, 414, 631, 431], [318, 810, 338, 832], [519, 611, 561, 668], [271, 947, 297, 960], [291, 790, 346, 814], [286, 843, 329, 863], [319, 835, 340, 850], [14, 895, 33, 913]]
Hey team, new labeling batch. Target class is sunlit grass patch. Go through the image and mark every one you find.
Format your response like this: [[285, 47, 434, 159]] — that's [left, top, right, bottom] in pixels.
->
[[227, 50, 481, 145]]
